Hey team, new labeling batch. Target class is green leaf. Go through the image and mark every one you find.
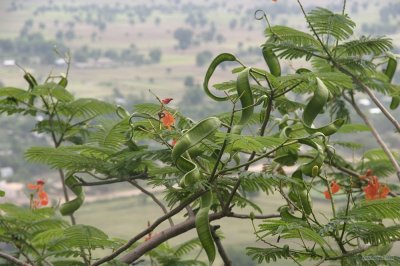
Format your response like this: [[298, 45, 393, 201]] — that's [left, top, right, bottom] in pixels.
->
[[336, 36, 393, 57], [337, 123, 370, 133], [308, 7, 355, 41], [246, 246, 296, 264], [0, 87, 31, 101], [32, 82, 74, 102], [347, 198, 400, 220]]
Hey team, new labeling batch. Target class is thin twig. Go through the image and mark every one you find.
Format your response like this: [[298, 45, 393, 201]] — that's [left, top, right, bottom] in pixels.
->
[[128, 180, 174, 227], [91, 190, 206, 266], [0, 252, 31, 266], [74, 173, 148, 187], [344, 93, 400, 181]]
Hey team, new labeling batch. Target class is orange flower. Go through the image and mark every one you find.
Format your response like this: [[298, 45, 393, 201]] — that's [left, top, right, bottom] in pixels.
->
[[324, 180, 340, 199], [28, 179, 49, 208], [359, 169, 373, 180], [363, 175, 390, 200], [160, 110, 175, 130]]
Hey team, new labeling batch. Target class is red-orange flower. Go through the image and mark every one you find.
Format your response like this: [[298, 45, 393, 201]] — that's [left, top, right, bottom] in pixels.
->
[[160, 110, 175, 130], [324, 180, 340, 199], [161, 98, 173, 104], [171, 139, 177, 147], [28, 179, 49, 208], [363, 175, 390, 200]]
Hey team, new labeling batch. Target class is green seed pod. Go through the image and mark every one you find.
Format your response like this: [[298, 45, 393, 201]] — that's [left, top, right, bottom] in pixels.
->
[[262, 46, 281, 77], [195, 191, 216, 264], [58, 77, 68, 88], [288, 187, 312, 216], [384, 57, 397, 83], [390, 96, 400, 110], [23, 73, 38, 89], [296, 68, 311, 74]]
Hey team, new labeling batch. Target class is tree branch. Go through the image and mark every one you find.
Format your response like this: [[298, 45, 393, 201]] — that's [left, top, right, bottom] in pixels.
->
[[344, 93, 400, 181], [74, 173, 148, 187], [0, 252, 31, 266], [91, 190, 206, 266], [211, 226, 232, 266], [120, 212, 225, 264], [128, 180, 174, 227]]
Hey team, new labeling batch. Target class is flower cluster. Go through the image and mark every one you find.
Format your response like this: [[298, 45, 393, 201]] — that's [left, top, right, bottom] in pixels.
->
[[323, 169, 390, 201], [28, 179, 49, 209], [324, 180, 340, 199], [159, 98, 175, 130], [360, 169, 390, 200]]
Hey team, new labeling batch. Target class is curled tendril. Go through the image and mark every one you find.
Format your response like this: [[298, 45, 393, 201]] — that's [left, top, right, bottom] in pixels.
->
[[127, 112, 157, 141], [254, 9, 267, 21]]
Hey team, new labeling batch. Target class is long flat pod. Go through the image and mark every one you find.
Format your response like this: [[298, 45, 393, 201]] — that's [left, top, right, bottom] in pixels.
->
[[203, 53, 237, 101], [195, 190, 215, 264], [302, 77, 344, 136]]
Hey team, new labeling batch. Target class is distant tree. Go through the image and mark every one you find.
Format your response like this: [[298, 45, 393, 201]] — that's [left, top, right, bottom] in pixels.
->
[[104, 49, 119, 61], [216, 34, 225, 44], [229, 18, 237, 30], [64, 29, 75, 40], [173, 28, 193, 49], [24, 19, 33, 28], [55, 30, 63, 41], [184, 76, 195, 87], [148, 48, 162, 63]]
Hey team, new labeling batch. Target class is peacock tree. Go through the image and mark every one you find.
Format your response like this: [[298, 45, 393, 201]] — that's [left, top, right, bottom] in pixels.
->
[[0, 1, 400, 265]]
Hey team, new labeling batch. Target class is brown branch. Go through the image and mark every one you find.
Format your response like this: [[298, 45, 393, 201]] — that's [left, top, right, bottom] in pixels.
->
[[91, 190, 206, 266], [128, 180, 174, 227], [121, 212, 225, 264], [344, 93, 400, 181], [211, 226, 232, 266], [336, 64, 400, 133], [0, 252, 31, 266], [74, 173, 148, 187], [226, 213, 280, 219]]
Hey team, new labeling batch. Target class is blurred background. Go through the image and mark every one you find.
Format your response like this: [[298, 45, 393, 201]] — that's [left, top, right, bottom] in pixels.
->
[[0, 0, 399, 264]]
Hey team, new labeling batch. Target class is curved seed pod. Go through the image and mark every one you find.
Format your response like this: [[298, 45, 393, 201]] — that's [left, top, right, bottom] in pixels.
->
[[296, 68, 311, 74], [390, 97, 399, 110], [24, 73, 38, 89], [262, 46, 281, 77], [288, 170, 312, 216], [383, 57, 398, 109], [60, 175, 85, 216], [385, 57, 397, 83], [302, 78, 344, 136], [172, 117, 221, 186], [298, 138, 325, 176], [231, 68, 255, 134], [203, 53, 237, 101], [24, 73, 38, 106], [195, 190, 216, 264]]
